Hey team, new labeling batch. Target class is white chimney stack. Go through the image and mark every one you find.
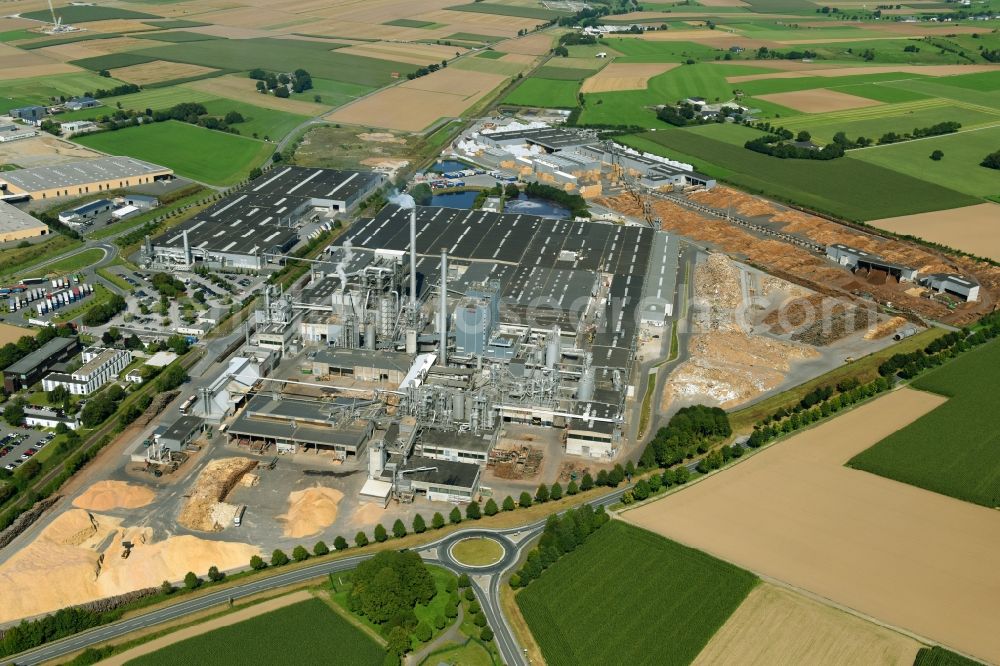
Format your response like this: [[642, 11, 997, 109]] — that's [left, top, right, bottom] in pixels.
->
[[439, 247, 448, 366], [409, 207, 418, 317]]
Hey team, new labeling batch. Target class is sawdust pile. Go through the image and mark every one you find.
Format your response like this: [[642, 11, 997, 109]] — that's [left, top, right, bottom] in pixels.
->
[[280, 486, 344, 539], [690, 186, 775, 217], [664, 254, 819, 409], [0, 509, 257, 624], [865, 316, 907, 340], [178, 458, 258, 532], [73, 480, 156, 512]]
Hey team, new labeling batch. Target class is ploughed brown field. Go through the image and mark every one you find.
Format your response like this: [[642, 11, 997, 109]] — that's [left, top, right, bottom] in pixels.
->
[[868, 203, 1000, 263], [756, 88, 883, 113], [625, 388, 1000, 664]]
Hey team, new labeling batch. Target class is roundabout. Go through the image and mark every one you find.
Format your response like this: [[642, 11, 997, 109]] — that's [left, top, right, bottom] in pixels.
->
[[449, 536, 505, 568]]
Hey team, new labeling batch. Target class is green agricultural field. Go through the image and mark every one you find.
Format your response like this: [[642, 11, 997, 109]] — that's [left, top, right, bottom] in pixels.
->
[[445, 3, 565, 20], [532, 66, 591, 81], [134, 38, 416, 87], [298, 78, 374, 108], [503, 78, 580, 108], [453, 57, 527, 77], [96, 85, 218, 113], [475, 49, 506, 59], [20, 5, 158, 22], [933, 70, 1000, 92], [881, 76, 1000, 110], [448, 32, 504, 43], [579, 64, 771, 127], [199, 99, 309, 141], [383, 18, 443, 28], [0, 29, 37, 42], [850, 124, 1000, 198], [913, 646, 986, 666], [848, 339, 1000, 508], [133, 30, 222, 43], [142, 19, 210, 29], [737, 72, 933, 97], [517, 521, 757, 666], [74, 121, 273, 186], [70, 53, 159, 71], [620, 129, 980, 219], [599, 37, 725, 63], [126, 597, 384, 666], [777, 100, 1000, 144], [0, 72, 129, 110]]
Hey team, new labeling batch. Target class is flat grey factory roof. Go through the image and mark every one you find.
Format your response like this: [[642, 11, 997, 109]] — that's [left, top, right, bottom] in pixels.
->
[[155, 215, 297, 256], [484, 127, 592, 149], [419, 428, 494, 453], [0, 156, 170, 192], [639, 232, 679, 322], [314, 347, 414, 373], [0, 201, 48, 234], [402, 454, 480, 489], [229, 395, 370, 447], [4, 336, 77, 375], [161, 415, 203, 442]]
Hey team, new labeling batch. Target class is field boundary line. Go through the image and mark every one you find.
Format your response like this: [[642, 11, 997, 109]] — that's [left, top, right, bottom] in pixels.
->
[[849, 121, 1000, 151]]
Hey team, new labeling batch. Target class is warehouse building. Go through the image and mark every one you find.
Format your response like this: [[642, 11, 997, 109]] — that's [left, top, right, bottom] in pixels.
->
[[8, 106, 46, 124], [398, 454, 481, 502], [58, 198, 113, 224], [0, 201, 50, 243], [145, 166, 383, 272], [919, 273, 980, 302], [414, 428, 495, 464], [826, 244, 919, 282], [0, 123, 38, 143], [158, 415, 206, 451], [2, 336, 80, 393], [639, 232, 679, 326], [42, 347, 132, 395], [0, 156, 173, 200], [310, 348, 414, 384]]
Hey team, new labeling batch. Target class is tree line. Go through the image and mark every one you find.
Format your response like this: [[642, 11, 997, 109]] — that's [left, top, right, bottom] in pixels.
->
[[638, 404, 731, 470], [524, 182, 590, 218], [877, 121, 960, 145], [509, 503, 608, 588], [81, 293, 127, 327], [879, 315, 1000, 380]]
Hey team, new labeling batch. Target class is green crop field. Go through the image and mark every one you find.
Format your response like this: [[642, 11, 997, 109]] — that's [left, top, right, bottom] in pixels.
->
[[518, 521, 757, 666], [134, 38, 416, 87], [913, 646, 986, 666], [126, 597, 384, 666], [298, 78, 374, 108], [0, 29, 37, 42], [74, 121, 273, 186], [133, 30, 222, 43], [737, 72, 933, 97], [383, 18, 442, 28], [476, 49, 506, 59], [24, 248, 106, 279], [620, 129, 979, 219], [70, 53, 159, 71], [199, 99, 308, 140], [600, 37, 727, 63], [848, 339, 1000, 508], [0, 72, 129, 110], [446, 3, 565, 19], [449, 32, 504, 43], [453, 57, 526, 76], [21, 5, 158, 22], [503, 78, 580, 108], [532, 66, 591, 81], [142, 19, 210, 29], [850, 124, 1000, 198]]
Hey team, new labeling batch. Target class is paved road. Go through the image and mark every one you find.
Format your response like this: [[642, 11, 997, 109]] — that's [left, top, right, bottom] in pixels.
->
[[9, 489, 629, 666]]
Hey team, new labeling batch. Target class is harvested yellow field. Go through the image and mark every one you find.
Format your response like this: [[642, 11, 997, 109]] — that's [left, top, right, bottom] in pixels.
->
[[110, 61, 218, 85], [0, 42, 69, 74], [189, 6, 300, 30], [187, 25, 274, 40], [0, 323, 33, 345], [312, 0, 451, 24], [183, 74, 329, 115], [625, 388, 1000, 665], [868, 203, 1000, 263], [757, 88, 883, 113], [693, 584, 921, 666], [580, 62, 679, 93], [327, 67, 507, 131], [493, 32, 555, 55], [338, 41, 463, 66], [77, 19, 161, 34], [698, 0, 748, 5]]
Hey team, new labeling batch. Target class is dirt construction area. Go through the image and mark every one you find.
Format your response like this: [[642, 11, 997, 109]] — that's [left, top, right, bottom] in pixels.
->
[[867, 203, 1000, 263], [625, 388, 1000, 664], [692, 583, 921, 666], [756, 89, 883, 113]]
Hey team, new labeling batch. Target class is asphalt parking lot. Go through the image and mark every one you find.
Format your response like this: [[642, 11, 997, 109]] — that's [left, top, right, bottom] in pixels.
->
[[0, 425, 55, 472]]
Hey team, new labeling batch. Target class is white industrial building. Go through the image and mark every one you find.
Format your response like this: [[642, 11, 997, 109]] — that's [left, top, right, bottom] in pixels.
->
[[919, 273, 980, 302], [826, 243, 919, 282], [24, 406, 80, 430], [42, 347, 131, 395]]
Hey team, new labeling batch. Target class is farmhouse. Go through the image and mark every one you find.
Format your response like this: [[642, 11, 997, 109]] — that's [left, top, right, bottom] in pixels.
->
[[919, 273, 980, 302], [0, 157, 173, 200], [0, 201, 50, 243], [145, 166, 383, 272], [2, 336, 81, 393]]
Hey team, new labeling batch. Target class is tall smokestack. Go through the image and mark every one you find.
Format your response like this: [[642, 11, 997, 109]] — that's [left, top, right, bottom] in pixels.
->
[[439, 247, 448, 366], [409, 207, 418, 318], [182, 229, 191, 266]]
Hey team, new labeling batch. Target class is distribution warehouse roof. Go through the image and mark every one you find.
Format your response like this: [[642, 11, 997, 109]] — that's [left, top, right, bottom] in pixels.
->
[[0, 157, 170, 193], [151, 166, 382, 256], [0, 201, 48, 236], [482, 126, 593, 150], [4, 336, 77, 375]]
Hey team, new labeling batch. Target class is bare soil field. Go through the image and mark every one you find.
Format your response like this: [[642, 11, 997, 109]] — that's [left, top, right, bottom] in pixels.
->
[[631, 31, 781, 48], [868, 203, 1000, 263], [692, 583, 921, 666], [0, 322, 33, 345], [187, 25, 274, 40], [184, 74, 329, 115], [0, 42, 76, 78], [327, 67, 507, 131], [0, 509, 258, 623], [79, 19, 161, 34], [338, 41, 464, 66], [625, 388, 1000, 665], [757, 88, 883, 113], [493, 32, 556, 56], [279, 486, 343, 539], [580, 62, 679, 93], [73, 480, 156, 511], [100, 590, 315, 666], [184, 6, 299, 30], [0, 134, 102, 169], [110, 60, 218, 85]]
